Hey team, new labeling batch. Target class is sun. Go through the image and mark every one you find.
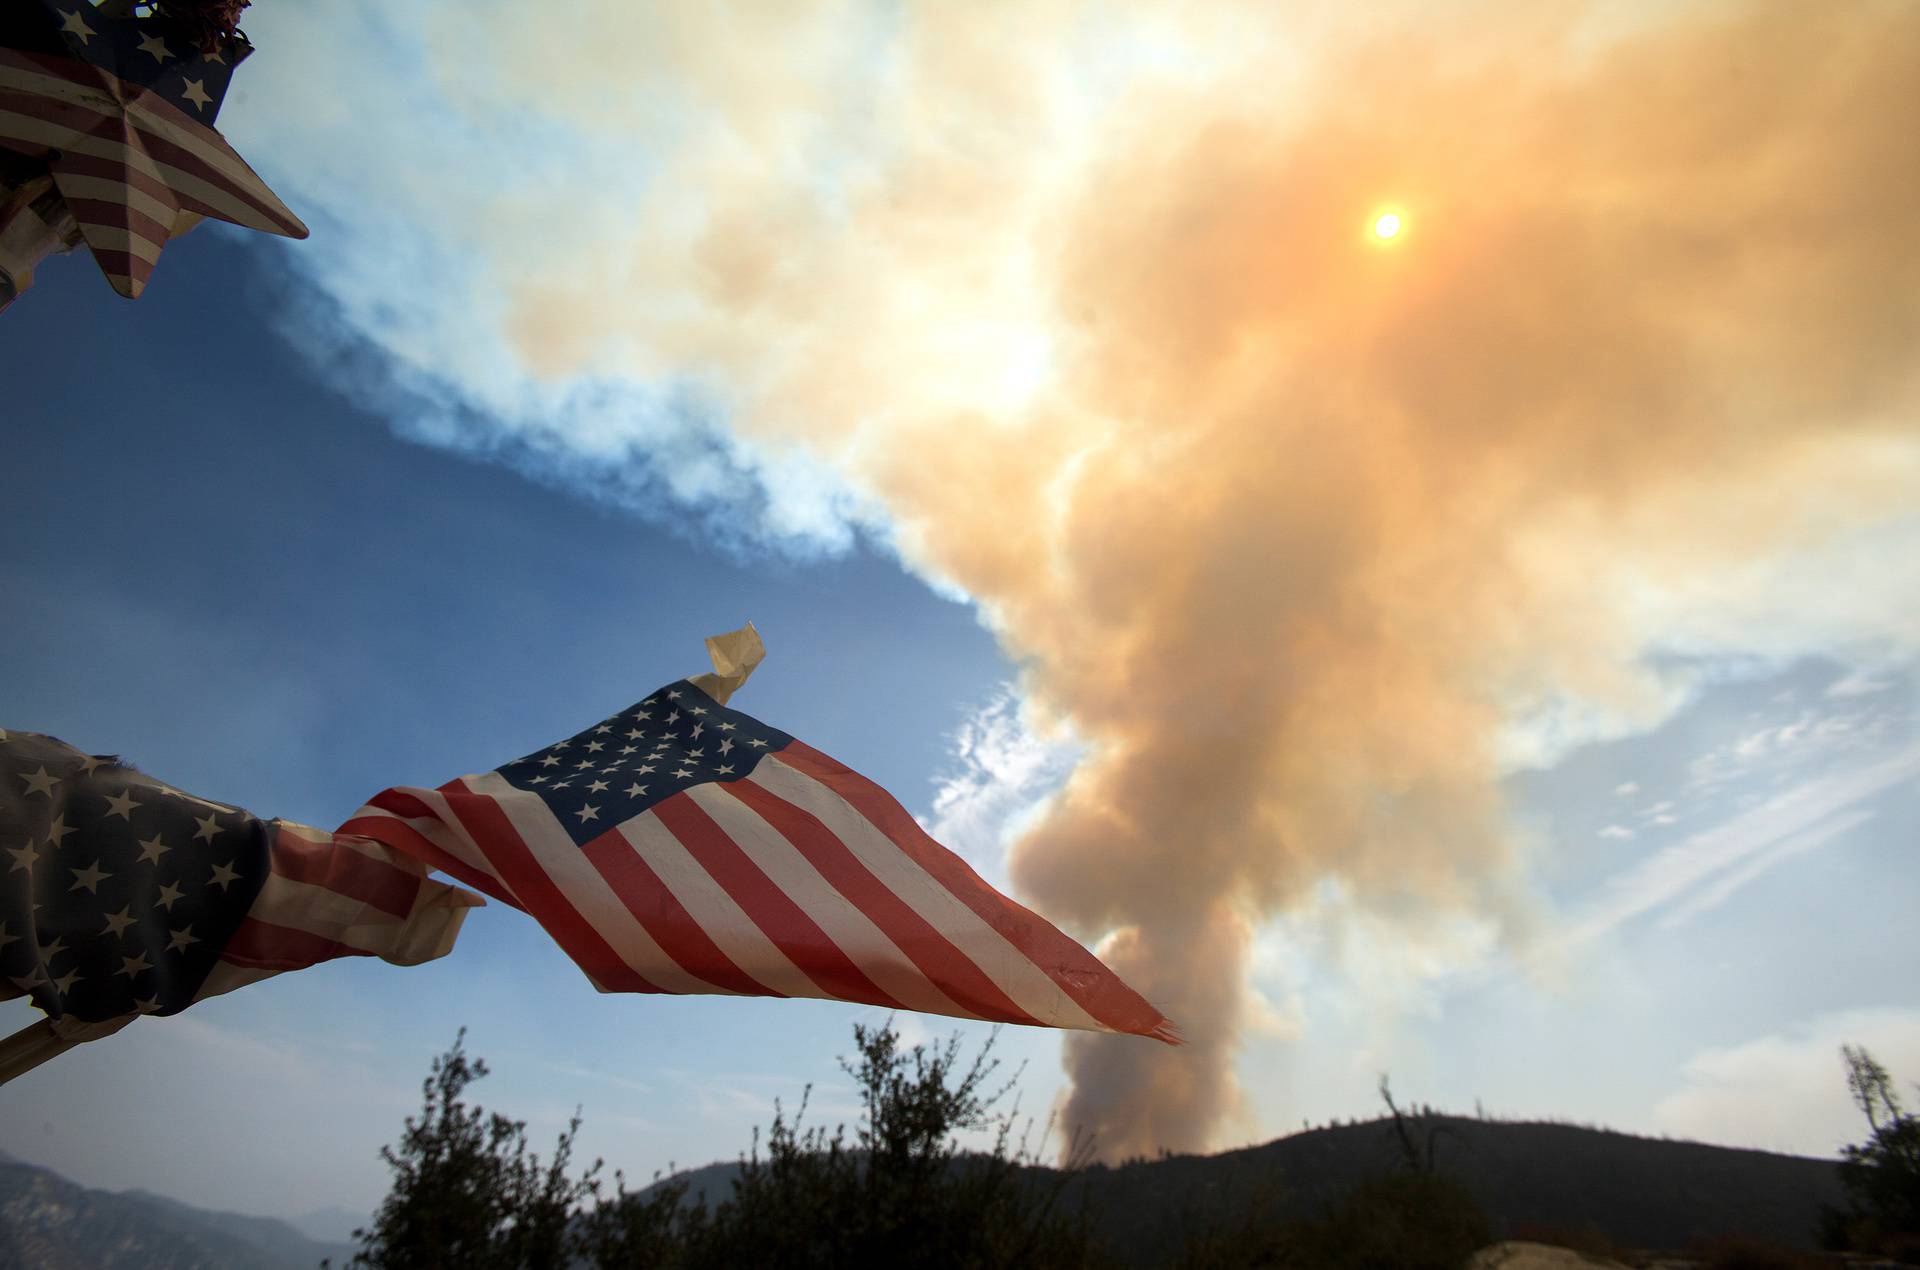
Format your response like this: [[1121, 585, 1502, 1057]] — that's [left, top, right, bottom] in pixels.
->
[[1372, 211, 1403, 240]]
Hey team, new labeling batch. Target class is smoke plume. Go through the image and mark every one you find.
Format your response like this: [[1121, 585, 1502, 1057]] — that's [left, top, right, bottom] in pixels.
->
[[250, 0, 1920, 1156]]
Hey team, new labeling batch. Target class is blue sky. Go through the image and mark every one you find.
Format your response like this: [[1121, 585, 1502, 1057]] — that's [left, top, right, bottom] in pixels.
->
[[0, 229, 1035, 1215], [4, 0, 1919, 1228]]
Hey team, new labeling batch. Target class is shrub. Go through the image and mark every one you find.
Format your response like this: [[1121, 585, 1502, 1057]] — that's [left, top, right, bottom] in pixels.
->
[[1820, 1045, 1920, 1256], [348, 1022, 1094, 1269], [685, 1021, 1095, 1269], [341, 1029, 597, 1270]]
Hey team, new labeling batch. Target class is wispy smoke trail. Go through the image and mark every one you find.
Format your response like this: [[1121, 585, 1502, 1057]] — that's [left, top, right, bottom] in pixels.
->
[[241, 0, 1920, 1157]]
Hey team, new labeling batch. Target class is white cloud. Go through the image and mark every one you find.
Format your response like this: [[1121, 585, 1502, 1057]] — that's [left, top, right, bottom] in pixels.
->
[[1733, 713, 1815, 760], [1598, 824, 1634, 840], [1656, 808, 1874, 927], [1250, 878, 1503, 1043], [1570, 746, 1919, 943], [917, 689, 1078, 882], [1495, 676, 1696, 773], [1653, 1007, 1920, 1155], [1827, 669, 1897, 698], [218, 4, 889, 558], [1684, 688, 1907, 802], [1613, 781, 1640, 797]]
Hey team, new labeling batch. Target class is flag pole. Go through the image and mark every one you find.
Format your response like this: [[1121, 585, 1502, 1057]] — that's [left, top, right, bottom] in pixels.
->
[[0, 1015, 130, 1087], [0, 172, 78, 317]]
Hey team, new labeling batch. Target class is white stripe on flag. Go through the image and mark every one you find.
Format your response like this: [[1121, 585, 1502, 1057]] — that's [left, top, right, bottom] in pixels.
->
[[682, 783, 975, 1020], [615, 811, 825, 1000], [747, 755, 1106, 1032], [0, 108, 290, 236], [249, 826, 473, 966], [68, 224, 163, 263], [458, 774, 738, 997], [246, 873, 395, 955], [43, 171, 177, 228], [0, 60, 300, 231], [0, 62, 121, 110], [342, 801, 503, 897]]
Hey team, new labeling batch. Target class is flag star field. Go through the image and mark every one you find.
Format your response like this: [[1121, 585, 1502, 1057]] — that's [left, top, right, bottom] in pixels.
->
[[495, 684, 793, 846], [1, 730, 267, 1024]]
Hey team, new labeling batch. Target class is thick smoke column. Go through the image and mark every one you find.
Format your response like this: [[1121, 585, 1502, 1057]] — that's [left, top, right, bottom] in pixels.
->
[[258, 1, 1920, 1157], [866, 2, 1919, 1157]]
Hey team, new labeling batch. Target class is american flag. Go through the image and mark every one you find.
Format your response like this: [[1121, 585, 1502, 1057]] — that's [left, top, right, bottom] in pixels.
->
[[0, 0, 306, 298], [0, 727, 481, 1068], [341, 638, 1178, 1043]]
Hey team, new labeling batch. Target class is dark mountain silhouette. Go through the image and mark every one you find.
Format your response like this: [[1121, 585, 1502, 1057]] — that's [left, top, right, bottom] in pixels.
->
[[0, 1115, 1847, 1267], [1065, 1115, 1845, 1263], [653, 1115, 1845, 1263], [0, 1157, 352, 1270]]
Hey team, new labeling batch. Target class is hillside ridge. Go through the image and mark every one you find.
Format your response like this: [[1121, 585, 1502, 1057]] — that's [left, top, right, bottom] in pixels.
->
[[652, 1113, 1845, 1262], [0, 1158, 353, 1270]]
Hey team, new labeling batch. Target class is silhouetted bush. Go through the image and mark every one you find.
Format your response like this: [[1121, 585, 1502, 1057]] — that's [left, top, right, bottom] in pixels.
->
[[1171, 1077, 1492, 1270], [347, 1022, 1094, 1269], [680, 1020, 1095, 1269], [1819, 1045, 1920, 1259], [341, 1029, 597, 1270], [1289, 1173, 1493, 1270], [1172, 1172, 1491, 1270]]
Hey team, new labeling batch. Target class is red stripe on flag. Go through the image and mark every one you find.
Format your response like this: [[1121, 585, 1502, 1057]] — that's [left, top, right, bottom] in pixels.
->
[[0, 46, 117, 85], [774, 743, 1175, 1042], [271, 831, 423, 920], [222, 918, 357, 971], [54, 150, 182, 215], [368, 789, 438, 821], [78, 245, 152, 296], [438, 779, 668, 995], [0, 86, 108, 143], [59, 197, 171, 248], [123, 116, 298, 233], [580, 827, 780, 998], [651, 792, 901, 1009], [720, 778, 1038, 1026], [0, 48, 296, 234], [345, 795, 522, 908]]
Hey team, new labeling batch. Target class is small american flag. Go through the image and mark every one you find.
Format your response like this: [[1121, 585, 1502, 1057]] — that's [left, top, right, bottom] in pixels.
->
[[0, 728, 481, 1050], [0, 0, 306, 298], [343, 629, 1178, 1043]]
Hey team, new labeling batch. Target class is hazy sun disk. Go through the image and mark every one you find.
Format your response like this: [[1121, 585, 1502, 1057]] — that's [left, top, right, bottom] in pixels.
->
[[1373, 210, 1403, 239]]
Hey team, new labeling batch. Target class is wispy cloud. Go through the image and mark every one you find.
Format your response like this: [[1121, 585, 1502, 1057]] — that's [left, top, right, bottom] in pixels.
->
[[1685, 690, 1907, 801], [1570, 747, 1918, 944], [1656, 808, 1875, 928], [529, 1056, 653, 1097], [1826, 669, 1897, 699], [917, 689, 1077, 884], [1654, 1006, 1920, 1155]]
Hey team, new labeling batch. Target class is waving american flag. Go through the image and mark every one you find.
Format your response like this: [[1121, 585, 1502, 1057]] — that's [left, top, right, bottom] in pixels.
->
[[343, 627, 1178, 1043], [0, 728, 481, 1082]]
